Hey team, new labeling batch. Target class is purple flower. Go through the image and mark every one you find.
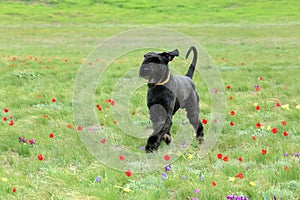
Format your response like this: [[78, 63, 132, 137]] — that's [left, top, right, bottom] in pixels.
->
[[28, 139, 35, 145], [190, 198, 198, 200], [161, 173, 167, 180], [140, 146, 145, 150], [165, 164, 171, 171], [19, 137, 26, 143], [95, 176, 101, 182], [194, 189, 200, 194], [182, 143, 187, 148], [273, 195, 277, 200], [295, 152, 299, 157], [284, 153, 289, 157], [181, 175, 187, 180]]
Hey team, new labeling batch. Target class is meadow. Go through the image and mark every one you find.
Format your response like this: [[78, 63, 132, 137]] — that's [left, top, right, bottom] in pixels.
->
[[0, 0, 300, 199]]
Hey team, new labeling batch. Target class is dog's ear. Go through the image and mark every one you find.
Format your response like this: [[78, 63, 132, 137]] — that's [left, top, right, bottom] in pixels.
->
[[160, 49, 179, 62]]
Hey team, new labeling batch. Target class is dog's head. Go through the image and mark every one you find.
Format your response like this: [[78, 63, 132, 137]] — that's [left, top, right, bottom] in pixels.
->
[[139, 49, 179, 84]]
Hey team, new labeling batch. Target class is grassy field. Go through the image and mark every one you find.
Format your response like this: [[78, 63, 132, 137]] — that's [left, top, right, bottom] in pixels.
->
[[1, 0, 300, 199]]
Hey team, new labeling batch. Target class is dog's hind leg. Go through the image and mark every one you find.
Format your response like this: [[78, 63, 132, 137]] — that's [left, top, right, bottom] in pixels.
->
[[185, 97, 204, 144]]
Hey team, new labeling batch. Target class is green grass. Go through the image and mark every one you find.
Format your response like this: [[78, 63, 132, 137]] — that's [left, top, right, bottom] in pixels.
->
[[1, 0, 300, 199]]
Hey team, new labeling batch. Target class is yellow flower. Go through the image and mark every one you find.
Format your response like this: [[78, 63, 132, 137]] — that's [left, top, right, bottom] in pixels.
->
[[266, 125, 271, 131], [167, 150, 173, 155], [253, 102, 259, 107], [249, 181, 256, 186], [228, 177, 235, 182], [123, 186, 133, 193], [187, 154, 194, 160], [281, 104, 289, 110], [1, 178, 8, 182], [296, 105, 300, 111]]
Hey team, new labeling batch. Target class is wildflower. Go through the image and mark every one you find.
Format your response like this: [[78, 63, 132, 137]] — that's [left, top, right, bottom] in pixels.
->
[[284, 153, 288, 157], [217, 153, 223, 159], [281, 121, 287, 126], [230, 110, 236, 116], [283, 131, 288, 136], [77, 126, 83, 131], [272, 127, 278, 134], [125, 170, 132, 177], [284, 166, 289, 170], [228, 177, 235, 182], [256, 105, 261, 111], [95, 176, 101, 182], [249, 181, 256, 186], [258, 76, 263, 80], [199, 175, 205, 182], [194, 189, 201, 193], [37, 154, 44, 161], [49, 133, 54, 138], [161, 173, 167, 180], [254, 85, 260, 91], [100, 138, 106, 144], [256, 123, 262, 128], [1, 178, 8, 182], [164, 155, 170, 161], [238, 157, 243, 162], [19, 137, 26, 143], [165, 164, 171, 171], [236, 172, 244, 179], [229, 96, 233, 100], [4, 108, 9, 113], [119, 155, 125, 161], [202, 118, 208, 124], [212, 181, 217, 186], [28, 139, 35, 145], [230, 121, 235, 126], [294, 152, 299, 157], [223, 156, 229, 162], [187, 154, 194, 160], [51, 98, 57, 103], [296, 105, 300, 110], [123, 186, 132, 192], [3, 116, 7, 121], [9, 120, 14, 126], [226, 85, 231, 90], [281, 104, 289, 110], [12, 188, 16, 193], [266, 125, 271, 130], [262, 149, 267, 155]]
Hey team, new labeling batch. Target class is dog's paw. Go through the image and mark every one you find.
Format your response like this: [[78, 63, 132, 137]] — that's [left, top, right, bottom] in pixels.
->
[[145, 135, 160, 153], [162, 134, 172, 145], [197, 136, 204, 144]]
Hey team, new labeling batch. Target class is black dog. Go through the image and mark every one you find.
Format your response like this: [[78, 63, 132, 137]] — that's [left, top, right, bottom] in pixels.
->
[[139, 46, 204, 153]]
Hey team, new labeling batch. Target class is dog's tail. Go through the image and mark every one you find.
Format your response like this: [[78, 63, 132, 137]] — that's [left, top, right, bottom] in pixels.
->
[[185, 46, 197, 79]]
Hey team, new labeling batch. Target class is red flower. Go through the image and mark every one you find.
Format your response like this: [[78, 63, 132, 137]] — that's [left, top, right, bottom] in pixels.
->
[[212, 181, 217, 186], [230, 110, 235, 116], [125, 170, 132, 177], [252, 136, 257, 140], [106, 99, 115, 106], [164, 155, 170, 161], [256, 123, 262, 128], [119, 155, 125, 161], [281, 121, 287, 126], [4, 108, 9, 113], [229, 96, 233, 100], [96, 104, 102, 111], [113, 120, 118, 125], [258, 76, 263, 80], [213, 119, 218, 123], [67, 124, 73, 129], [275, 102, 281, 107], [49, 133, 54, 138], [223, 156, 229, 162], [9, 120, 14, 126], [202, 118, 208, 125], [217, 153, 223, 159], [51, 98, 56, 103], [230, 121, 235, 126], [100, 138, 106, 143], [38, 154, 44, 161], [77, 126, 83, 131], [3, 117, 7, 121], [12, 188, 16, 193], [262, 149, 267, 155], [226, 85, 231, 90], [214, 89, 219, 94], [272, 127, 278, 134], [236, 172, 244, 179], [238, 157, 243, 162], [256, 105, 261, 111], [284, 166, 289, 170], [283, 131, 288, 136]]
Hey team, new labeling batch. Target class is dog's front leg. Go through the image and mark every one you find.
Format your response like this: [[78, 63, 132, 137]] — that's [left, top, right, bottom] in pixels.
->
[[145, 103, 173, 153], [146, 116, 172, 153]]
